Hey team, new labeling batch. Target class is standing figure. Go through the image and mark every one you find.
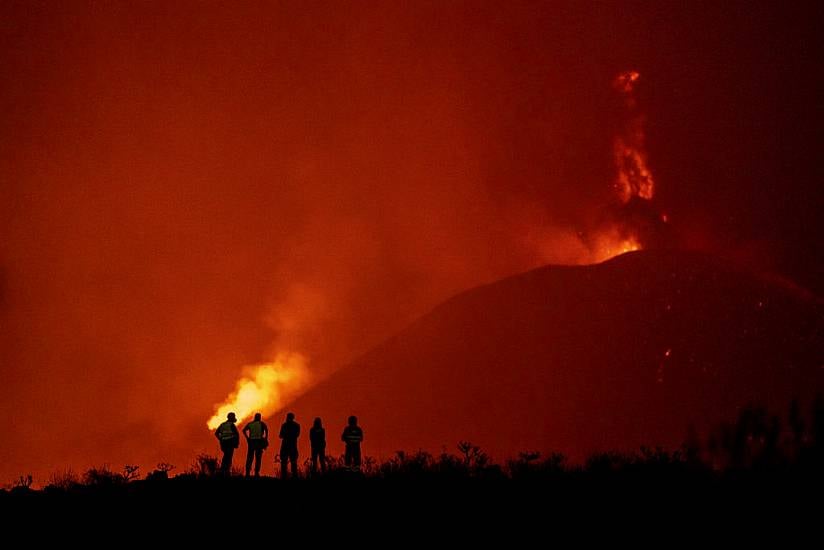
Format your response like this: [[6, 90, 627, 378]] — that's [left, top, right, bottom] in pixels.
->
[[214, 412, 239, 475], [242, 412, 269, 477], [279, 412, 301, 479], [310, 417, 327, 474], [341, 415, 364, 471]]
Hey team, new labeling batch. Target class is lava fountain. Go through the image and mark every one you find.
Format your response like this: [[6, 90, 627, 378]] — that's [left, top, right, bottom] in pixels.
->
[[206, 352, 310, 429]]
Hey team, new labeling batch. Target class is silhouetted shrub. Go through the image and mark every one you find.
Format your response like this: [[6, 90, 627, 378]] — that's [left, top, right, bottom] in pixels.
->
[[508, 451, 568, 479], [123, 465, 140, 481], [11, 475, 33, 492], [432, 450, 466, 476], [83, 465, 124, 486], [46, 468, 79, 491], [146, 462, 175, 481], [585, 452, 620, 473], [190, 454, 219, 478], [381, 450, 434, 477], [7, 398, 824, 502], [457, 441, 491, 473]]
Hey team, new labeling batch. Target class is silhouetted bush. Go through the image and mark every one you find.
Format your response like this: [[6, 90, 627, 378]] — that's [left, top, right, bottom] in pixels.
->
[[146, 463, 175, 481], [190, 454, 219, 478], [507, 451, 567, 479], [6, 397, 824, 502], [83, 465, 135, 486], [10, 474, 33, 495], [46, 468, 79, 492], [381, 450, 434, 477]]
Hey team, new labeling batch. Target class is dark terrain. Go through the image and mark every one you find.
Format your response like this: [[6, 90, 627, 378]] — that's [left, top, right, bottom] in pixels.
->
[[287, 250, 824, 460]]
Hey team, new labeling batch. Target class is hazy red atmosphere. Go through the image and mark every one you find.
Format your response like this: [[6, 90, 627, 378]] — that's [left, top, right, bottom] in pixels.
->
[[1, 1, 822, 483]]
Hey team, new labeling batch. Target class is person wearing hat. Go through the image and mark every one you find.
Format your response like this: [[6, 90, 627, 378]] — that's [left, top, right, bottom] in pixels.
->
[[215, 412, 240, 475]]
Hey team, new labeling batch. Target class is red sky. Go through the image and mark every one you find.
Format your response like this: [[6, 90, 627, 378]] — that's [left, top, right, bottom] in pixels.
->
[[1, 1, 821, 483]]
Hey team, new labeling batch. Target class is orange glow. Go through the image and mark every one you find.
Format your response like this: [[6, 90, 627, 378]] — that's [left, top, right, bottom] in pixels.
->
[[550, 70, 655, 265], [529, 226, 642, 266], [613, 70, 640, 94], [206, 353, 310, 430], [613, 71, 655, 203], [1, 2, 817, 487], [614, 135, 655, 202], [590, 233, 642, 264]]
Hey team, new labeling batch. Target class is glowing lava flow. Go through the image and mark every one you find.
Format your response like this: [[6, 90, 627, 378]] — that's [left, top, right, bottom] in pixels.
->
[[206, 353, 309, 430]]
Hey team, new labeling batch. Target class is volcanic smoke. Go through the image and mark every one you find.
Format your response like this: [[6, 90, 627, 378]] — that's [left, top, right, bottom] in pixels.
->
[[206, 70, 666, 429]]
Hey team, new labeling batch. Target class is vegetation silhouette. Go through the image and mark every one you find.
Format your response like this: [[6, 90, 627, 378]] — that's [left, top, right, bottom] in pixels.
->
[[4, 399, 824, 518]]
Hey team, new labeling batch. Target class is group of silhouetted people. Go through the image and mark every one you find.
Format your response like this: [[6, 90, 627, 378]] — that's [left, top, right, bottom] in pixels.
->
[[214, 412, 363, 478]]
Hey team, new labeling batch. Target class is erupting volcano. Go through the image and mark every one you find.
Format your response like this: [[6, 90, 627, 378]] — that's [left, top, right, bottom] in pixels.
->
[[2, 2, 821, 487], [207, 69, 668, 427], [284, 250, 824, 460], [586, 70, 669, 263]]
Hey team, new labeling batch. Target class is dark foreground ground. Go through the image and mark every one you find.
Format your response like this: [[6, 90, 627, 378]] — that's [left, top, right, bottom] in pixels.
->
[[3, 453, 824, 537], [4, 403, 824, 536]]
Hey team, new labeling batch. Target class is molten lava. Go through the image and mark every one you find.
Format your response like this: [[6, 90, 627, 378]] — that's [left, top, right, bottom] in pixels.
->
[[612, 70, 655, 204], [206, 353, 309, 429], [613, 70, 640, 94], [591, 233, 643, 264], [581, 70, 660, 263]]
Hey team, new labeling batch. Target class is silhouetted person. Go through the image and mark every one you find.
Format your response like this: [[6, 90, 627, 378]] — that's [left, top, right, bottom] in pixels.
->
[[279, 412, 300, 478], [341, 415, 364, 471], [243, 412, 269, 477], [215, 412, 239, 475], [310, 417, 327, 474]]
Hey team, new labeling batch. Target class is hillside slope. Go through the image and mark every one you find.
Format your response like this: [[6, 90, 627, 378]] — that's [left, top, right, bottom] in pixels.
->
[[285, 250, 824, 460]]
